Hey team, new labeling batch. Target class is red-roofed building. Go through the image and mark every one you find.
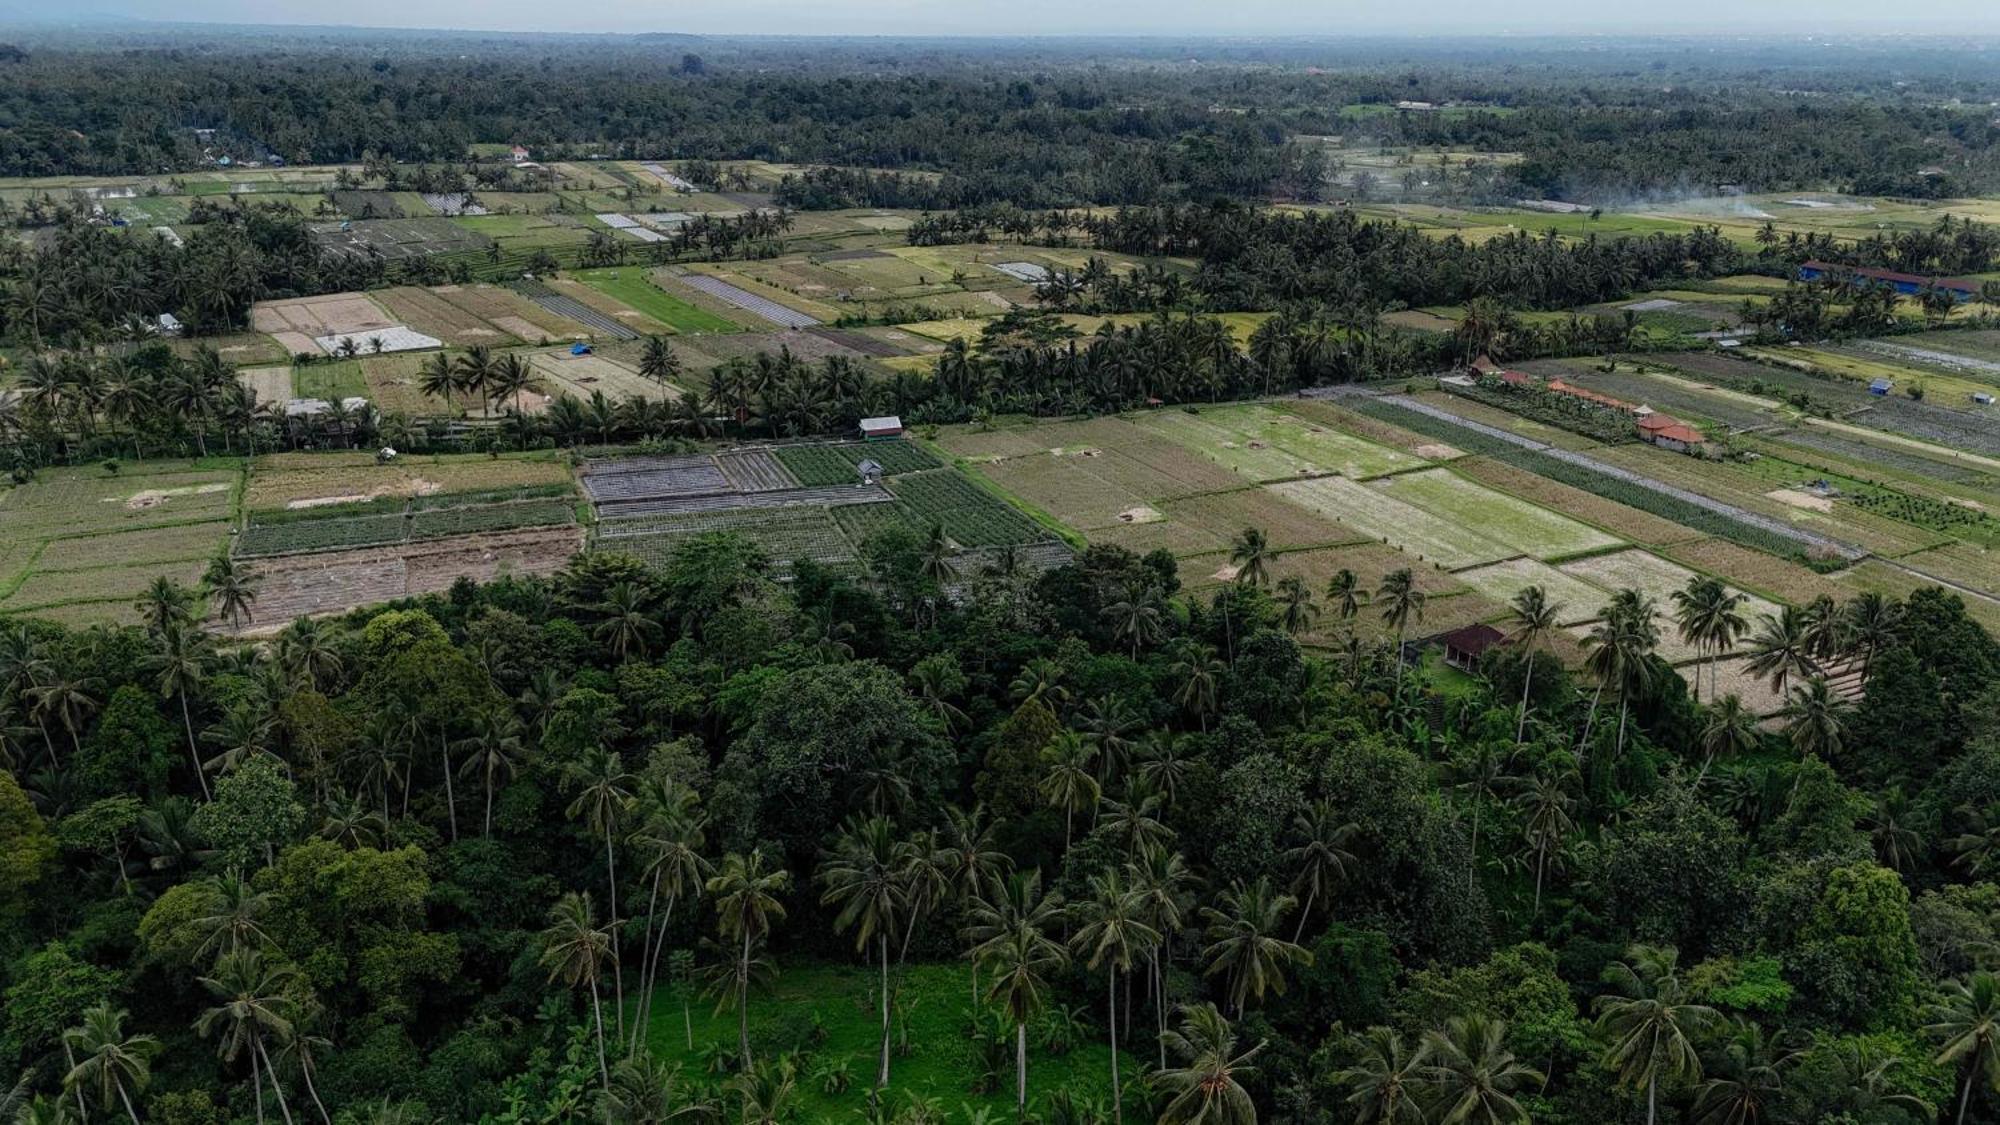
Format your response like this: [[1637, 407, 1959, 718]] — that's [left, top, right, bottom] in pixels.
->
[[1646, 422, 1708, 452], [1636, 413, 1684, 433], [1546, 379, 1634, 411]]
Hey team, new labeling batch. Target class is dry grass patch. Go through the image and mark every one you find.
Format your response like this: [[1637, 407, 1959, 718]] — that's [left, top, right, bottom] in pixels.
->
[[1164, 489, 1364, 551], [250, 292, 396, 337], [39, 522, 231, 571], [1660, 538, 1847, 605], [1271, 475, 1511, 569], [1455, 559, 1608, 625], [244, 453, 571, 511]]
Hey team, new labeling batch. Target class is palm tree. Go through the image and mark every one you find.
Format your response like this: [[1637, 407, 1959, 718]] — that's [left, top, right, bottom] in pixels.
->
[[1168, 646, 1225, 732], [1200, 877, 1311, 1016], [203, 555, 262, 631], [276, 618, 342, 693], [1514, 770, 1576, 917], [1376, 569, 1426, 681], [1155, 1003, 1263, 1125], [594, 582, 662, 663], [1281, 801, 1357, 942], [639, 335, 683, 385], [1695, 696, 1758, 783], [192, 872, 276, 962], [1743, 608, 1818, 696], [1690, 1020, 1792, 1125], [707, 849, 792, 1070], [454, 344, 496, 416], [1128, 844, 1194, 1067], [1505, 586, 1562, 742], [452, 710, 523, 837], [196, 949, 301, 1125], [818, 815, 907, 1098], [1333, 1026, 1429, 1125], [1325, 568, 1368, 622], [1594, 944, 1718, 1125], [1671, 577, 1745, 703], [1274, 576, 1320, 636], [626, 778, 712, 1056], [540, 892, 615, 1094], [1778, 678, 1850, 759], [1862, 787, 1923, 874], [1039, 732, 1101, 851], [564, 747, 636, 1039], [1928, 971, 2000, 1125], [151, 621, 213, 800], [966, 872, 1067, 1116], [1229, 528, 1272, 589], [417, 353, 456, 412], [1103, 582, 1167, 658], [63, 1003, 159, 1124], [1069, 868, 1158, 1124], [1841, 591, 1906, 680], [1418, 1015, 1542, 1125], [136, 575, 199, 637], [29, 670, 95, 766]]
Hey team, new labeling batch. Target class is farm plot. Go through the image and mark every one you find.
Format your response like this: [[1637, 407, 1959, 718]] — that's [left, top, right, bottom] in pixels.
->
[[1893, 543, 2000, 594], [241, 526, 583, 632], [526, 351, 677, 403], [244, 452, 570, 510], [237, 491, 576, 558], [715, 449, 798, 492], [1, 559, 208, 615], [598, 507, 857, 569], [1410, 391, 1606, 451], [1449, 456, 1702, 547], [677, 273, 822, 328], [1839, 560, 2000, 634], [1660, 538, 1846, 605], [251, 292, 395, 339], [35, 521, 231, 572], [1515, 361, 1783, 431], [3, 467, 239, 542], [1136, 405, 1420, 481], [1377, 468, 1622, 561], [583, 456, 731, 503], [431, 284, 594, 342], [596, 484, 891, 521], [1184, 540, 1476, 615], [238, 366, 292, 405], [567, 268, 741, 334], [1069, 440, 1244, 501], [1558, 550, 1780, 662], [1279, 400, 1455, 460], [975, 452, 1154, 532], [373, 286, 523, 346], [509, 280, 639, 340], [774, 440, 938, 486], [1454, 559, 1609, 625], [310, 217, 490, 262], [879, 470, 1047, 548], [1269, 475, 1511, 570], [548, 279, 677, 336], [312, 326, 442, 356], [1847, 335, 2000, 383], [1161, 488, 1367, 550]]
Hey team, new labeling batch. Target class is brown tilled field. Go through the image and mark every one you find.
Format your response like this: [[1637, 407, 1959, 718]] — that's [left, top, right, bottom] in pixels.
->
[[237, 526, 583, 632]]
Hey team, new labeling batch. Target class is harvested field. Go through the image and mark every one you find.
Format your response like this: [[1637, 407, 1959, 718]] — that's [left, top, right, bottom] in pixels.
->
[[1450, 456, 1702, 546], [251, 292, 395, 338], [38, 522, 230, 572], [1079, 442, 1247, 501], [1091, 518, 1232, 557], [1455, 559, 1609, 625], [936, 427, 1068, 462], [509, 280, 639, 340], [1703, 656, 1793, 716], [1659, 538, 1846, 605], [373, 286, 521, 346], [238, 366, 292, 405], [1838, 560, 2000, 634], [1, 559, 207, 613], [1377, 468, 1622, 561], [312, 325, 442, 356], [244, 453, 570, 511], [978, 453, 1153, 531], [526, 351, 676, 402], [239, 526, 583, 632], [1893, 543, 2000, 594], [1162, 489, 1366, 551], [1135, 404, 1420, 481], [1269, 475, 1510, 569], [673, 330, 870, 368], [1280, 400, 1452, 459]]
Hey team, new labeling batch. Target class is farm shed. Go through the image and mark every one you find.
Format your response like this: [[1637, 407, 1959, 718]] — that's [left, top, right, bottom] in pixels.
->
[[860, 416, 904, 440], [1798, 261, 1980, 301], [1869, 378, 1893, 396], [1435, 623, 1506, 673]]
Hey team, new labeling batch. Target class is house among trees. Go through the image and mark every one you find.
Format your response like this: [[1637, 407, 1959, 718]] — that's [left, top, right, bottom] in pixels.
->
[[1434, 623, 1506, 672], [510, 144, 531, 164], [1799, 260, 1981, 301]]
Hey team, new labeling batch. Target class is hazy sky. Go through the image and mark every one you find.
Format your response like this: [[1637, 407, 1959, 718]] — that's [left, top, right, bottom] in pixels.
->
[[50, 0, 2000, 38]]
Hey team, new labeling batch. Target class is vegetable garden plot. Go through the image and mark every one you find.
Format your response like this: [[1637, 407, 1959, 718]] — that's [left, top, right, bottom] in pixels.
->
[[1377, 469, 1624, 561], [508, 280, 639, 340], [581, 457, 732, 502], [595, 484, 891, 520], [976, 453, 1150, 530], [1760, 426, 1995, 486], [1454, 559, 1609, 626], [676, 274, 821, 328], [1073, 442, 1243, 502], [716, 450, 799, 492], [946, 542, 1076, 580], [1268, 476, 1512, 570], [1089, 518, 1232, 558], [1138, 405, 1420, 480], [597, 507, 857, 568], [889, 470, 1046, 547], [373, 286, 520, 346], [773, 440, 938, 486]]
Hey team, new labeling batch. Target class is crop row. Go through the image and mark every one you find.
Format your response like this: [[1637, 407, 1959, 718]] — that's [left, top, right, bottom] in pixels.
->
[[774, 440, 939, 486], [238, 500, 574, 557], [1447, 379, 1637, 444], [1345, 397, 1848, 566]]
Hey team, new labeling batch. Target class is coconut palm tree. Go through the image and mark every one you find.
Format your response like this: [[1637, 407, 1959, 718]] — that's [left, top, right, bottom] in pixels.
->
[[1155, 1003, 1263, 1125], [593, 581, 662, 663], [1281, 801, 1357, 942], [1325, 568, 1369, 623], [276, 618, 342, 692], [1275, 576, 1320, 636], [1039, 732, 1101, 851], [203, 555, 262, 631], [1169, 646, 1225, 732], [966, 871, 1067, 1116], [454, 344, 496, 416], [1418, 1015, 1542, 1125], [150, 621, 213, 801], [626, 778, 712, 1056], [539, 892, 615, 1094], [1506, 585, 1562, 742], [1671, 577, 1746, 703], [196, 949, 301, 1125], [1103, 582, 1167, 658], [1376, 569, 1426, 681], [1840, 591, 1906, 681], [1200, 877, 1311, 1016], [1594, 944, 1718, 1125], [1689, 1020, 1792, 1125], [1515, 770, 1576, 917], [1928, 971, 2000, 1125], [451, 710, 523, 837], [1695, 696, 1758, 784], [1229, 528, 1272, 589], [707, 849, 791, 1070], [63, 1003, 159, 1124], [1333, 1026, 1429, 1125], [818, 815, 908, 1097], [417, 353, 457, 412], [1862, 787, 1923, 875], [1069, 868, 1158, 1124], [1778, 678, 1850, 759], [1743, 608, 1818, 696], [136, 575, 199, 637]]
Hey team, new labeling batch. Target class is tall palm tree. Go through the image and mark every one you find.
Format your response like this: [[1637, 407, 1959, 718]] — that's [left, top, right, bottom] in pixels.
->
[[817, 815, 907, 1098], [1155, 1003, 1263, 1125], [1229, 528, 1272, 589], [1039, 732, 1101, 851], [1103, 582, 1167, 658], [1689, 1020, 1792, 1125], [1928, 971, 2000, 1125], [1069, 868, 1158, 1124], [1841, 591, 1906, 681], [1778, 678, 1850, 759], [151, 621, 213, 801], [1696, 696, 1759, 784], [452, 710, 523, 837], [276, 618, 342, 693], [1128, 844, 1195, 1067], [1200, 877, 1311, 1017], [192, 872, 276, 962], [1418, 1015, 1542, 1125], [417, 353, 457, 412], [1743, 608, 1818, 696], [1594, 945, 1718, 1125], [1334, 1026, 1429, 1125], [63, 1003, 159, 1124], [203, 555, 262, 631], [707, 849, 792, 1070], [1376, 569, 1426, 681], [1514, 770, 1576, 917], [1325, 568, 1368, 623], [454, 344, 496, 416], [626, 778, 712, 1056], [1275, 576, 1320, 636], [966, 871, 1067, 1116], [29, 669, 95, 766], [196, 949, 301, 1125], [594, 582, 662, 663], [1168, 646, 1225, 732], [564, 747, 635, 1039], [539, 892, 615, 1094], [1505, 585, 1562, 742], [1671, 577, 1745, 704], [1281, 801, 1357, 942]]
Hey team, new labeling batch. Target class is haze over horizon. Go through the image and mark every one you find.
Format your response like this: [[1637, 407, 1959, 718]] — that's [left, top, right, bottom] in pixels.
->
[[18, 0, 2000, 39]]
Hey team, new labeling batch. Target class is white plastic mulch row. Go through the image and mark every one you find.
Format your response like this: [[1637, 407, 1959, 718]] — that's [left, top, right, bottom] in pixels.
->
[[311, 325, 443, 355], [595, 214, 667, 242]]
